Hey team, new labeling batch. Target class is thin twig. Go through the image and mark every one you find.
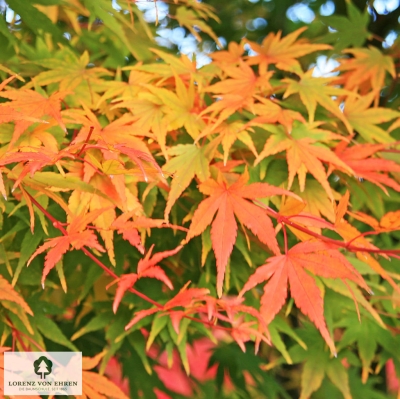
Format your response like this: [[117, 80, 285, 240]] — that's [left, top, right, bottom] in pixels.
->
[[76, 126, 94, 157]]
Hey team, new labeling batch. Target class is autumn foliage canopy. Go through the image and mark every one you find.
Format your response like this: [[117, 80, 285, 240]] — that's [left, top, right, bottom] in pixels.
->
[[0, 0, 400, 398]]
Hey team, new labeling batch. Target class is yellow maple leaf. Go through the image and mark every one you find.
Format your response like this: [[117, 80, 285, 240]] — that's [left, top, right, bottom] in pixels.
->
[[175, 6, 222, 47], [29, 50, 112, 92], [343, 92, 400, 143], [143, 76, 206, 140], [283, 70, 355, 132], [256, 124, 353, 200]]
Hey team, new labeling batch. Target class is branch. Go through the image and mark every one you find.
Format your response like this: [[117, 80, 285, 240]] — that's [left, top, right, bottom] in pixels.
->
[[255, 200, 400, 257], [26, 191, 256, 337]]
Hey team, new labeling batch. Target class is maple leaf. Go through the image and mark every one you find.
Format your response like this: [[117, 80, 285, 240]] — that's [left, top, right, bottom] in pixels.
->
[[320, 1, 372, 52], [332, 193, 400, 293], [204, 62, 272, 100], [200, 94, 256, 132], [29, 50, 112, 92], [245, 27, 331, 74], [0, 148, 75, 192], [246, 97, 306, 133], [96, 68, 154, 109], [282, 70, 354, 131], [113, 245, 182, 313], [0, 89, 69, 147], [133, 48, 199, 81], [240, 241, 371, 354], [0, 274, 33, 316], [348, 209, 400, 232], [295, 325, 352, 399], [337, 47, 396, 95], [111, 91, 169, 158], [335, 316, 396, 383], [143, 75, 206, 139], [115, 143, 164, 182], [0, 74, 18, 92], [278, 180, 337, 241], [342, 92, 400, 143], [163, 142, 216, 219], [283, 180, 336, 223], [210, 41, 245, 66], [255, 124, 354, 200], [87, 188, 117, 266], [187, 169, 301, 297], [335, 191, 400, 232], [66, 119, 163, 183], [333, 141, 400, 193], [195, 121, 258, 166], [0, 171, 6, 200], [28, 208, 107, 287], [84, 111, 154, 151], [0, 105, 47, 125], [175, 6, 222, 47], [201, 63, 273, 131], [110, 214, 165, 254], [335, 219, 400, 293], [125, 283, 210, 331], [195, 295, 270, 352], [67, 170, 151, 266]]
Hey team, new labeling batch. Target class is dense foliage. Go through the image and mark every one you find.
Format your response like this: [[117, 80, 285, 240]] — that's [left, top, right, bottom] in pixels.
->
[[0, 0, 400, 398]]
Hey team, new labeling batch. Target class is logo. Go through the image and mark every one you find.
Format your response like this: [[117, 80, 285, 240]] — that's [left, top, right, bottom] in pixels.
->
[[4, 352, 82, 395], [33, 356, 53, 379]]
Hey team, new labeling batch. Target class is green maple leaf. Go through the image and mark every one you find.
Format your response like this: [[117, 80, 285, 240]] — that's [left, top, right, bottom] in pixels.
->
[[320, 2, 372, 52], [289, 324, 352, 399], [336, 315, 400, 383]]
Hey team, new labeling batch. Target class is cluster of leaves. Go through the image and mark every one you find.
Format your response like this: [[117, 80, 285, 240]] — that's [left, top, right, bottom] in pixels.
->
[[0, 0, 400, 398]]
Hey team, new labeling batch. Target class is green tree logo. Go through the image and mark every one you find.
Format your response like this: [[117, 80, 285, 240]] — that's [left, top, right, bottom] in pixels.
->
[[33, 356, 52, 379]]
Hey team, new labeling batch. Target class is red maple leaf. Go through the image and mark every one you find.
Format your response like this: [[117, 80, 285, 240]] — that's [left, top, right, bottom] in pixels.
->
[[125, 282, 210, 331], [113, 245, 182, 313], [28, 208, 108, 287], [333, 141, 400, 193]]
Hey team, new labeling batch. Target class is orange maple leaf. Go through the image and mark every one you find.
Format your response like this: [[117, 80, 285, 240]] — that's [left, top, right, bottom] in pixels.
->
[[200, 62, 273, 132], [247, 97, 306, 133], [348, 209, 400, 232], [204, 61, 272, 99], [0, 89, 69, 147], [210, 41, 245, 66], [187, 169, 301, 297], [0, 148, 75, 192], [333, 192, 400, 294], [0, 275, 33, 316], [337, 47, 395, 96], [195, 121, 258, 166], [245, 27, 331, 74], [240, 241, 371, 354]]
